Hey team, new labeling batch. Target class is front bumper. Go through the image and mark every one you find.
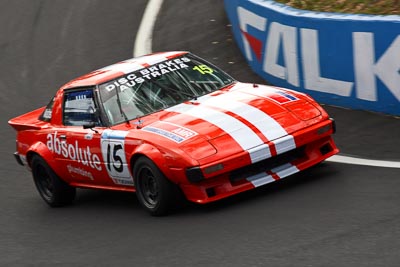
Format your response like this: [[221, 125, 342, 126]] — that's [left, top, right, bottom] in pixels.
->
[[180, 119, 339, 204]]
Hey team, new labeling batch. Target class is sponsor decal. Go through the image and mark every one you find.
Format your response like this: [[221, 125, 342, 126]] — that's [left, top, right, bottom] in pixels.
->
[[142, 121, 198, 143], [266, 90, 298, 104], [104, 57, 191, 92], [46, 131, 102, 171], [142, 127, 185, 143], [67, 164, 94, 180]]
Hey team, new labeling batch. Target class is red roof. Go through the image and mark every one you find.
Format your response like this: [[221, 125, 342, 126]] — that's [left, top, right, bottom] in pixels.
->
[[60, 51, 188, 90]]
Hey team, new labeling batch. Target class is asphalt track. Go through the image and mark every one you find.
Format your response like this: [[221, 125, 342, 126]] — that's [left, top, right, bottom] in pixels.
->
[[1, 0, 400, 266]]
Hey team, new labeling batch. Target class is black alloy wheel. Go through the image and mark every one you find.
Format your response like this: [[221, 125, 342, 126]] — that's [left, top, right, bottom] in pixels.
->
[[31, 155, 76, 207], [134, 157, 181, 216]]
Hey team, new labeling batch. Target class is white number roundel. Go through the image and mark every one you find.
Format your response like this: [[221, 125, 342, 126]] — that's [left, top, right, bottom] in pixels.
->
[[101, 130, 134, 186]]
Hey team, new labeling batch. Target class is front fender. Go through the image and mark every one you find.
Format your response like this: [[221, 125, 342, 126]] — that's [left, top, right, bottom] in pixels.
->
[[130, 143, 192, 184]]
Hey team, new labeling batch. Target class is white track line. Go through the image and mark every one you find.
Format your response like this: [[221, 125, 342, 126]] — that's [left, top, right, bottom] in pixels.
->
[[133, 0, 400, 169], [133, 0, 164, 57], [327, 155, 400, 168]]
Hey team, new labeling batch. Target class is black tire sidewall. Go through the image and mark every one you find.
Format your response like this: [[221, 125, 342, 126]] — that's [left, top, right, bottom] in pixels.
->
[[133, 157, 177, 216], [31, 155, 75, 207]]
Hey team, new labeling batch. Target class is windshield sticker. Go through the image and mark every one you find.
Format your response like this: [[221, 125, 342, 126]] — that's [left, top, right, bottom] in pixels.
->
[[192, 64, 213, 74], [104, 57, 192, 92], [142, 121, 198, 143]]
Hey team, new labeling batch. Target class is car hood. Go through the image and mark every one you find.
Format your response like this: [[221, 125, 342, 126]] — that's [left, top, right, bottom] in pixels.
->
[[140, 82, 325, 160]]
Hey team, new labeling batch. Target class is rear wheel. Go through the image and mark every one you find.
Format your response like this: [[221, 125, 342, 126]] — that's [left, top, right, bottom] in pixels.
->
[[134, 157, 180, 216], [31, 155, 76, 207]]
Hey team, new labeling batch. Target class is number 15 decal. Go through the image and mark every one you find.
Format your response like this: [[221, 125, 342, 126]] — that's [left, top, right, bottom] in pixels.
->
[[101, 130, 133, 184], [106, 143, 124, 174]]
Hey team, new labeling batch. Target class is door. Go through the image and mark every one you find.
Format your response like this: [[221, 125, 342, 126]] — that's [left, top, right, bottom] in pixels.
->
[[61, 88, 134, 188], [61, 88, 106, 185]]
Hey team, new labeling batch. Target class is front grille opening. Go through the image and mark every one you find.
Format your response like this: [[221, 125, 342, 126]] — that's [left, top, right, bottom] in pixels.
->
[[320, 143, 333, 155], [206, 187, 216, 197], [230, 146, 305, 184]]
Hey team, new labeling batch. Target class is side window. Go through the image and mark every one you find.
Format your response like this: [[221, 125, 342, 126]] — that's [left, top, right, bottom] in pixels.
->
[[63, 89, 100, 126], [39, 96, 55, 122]]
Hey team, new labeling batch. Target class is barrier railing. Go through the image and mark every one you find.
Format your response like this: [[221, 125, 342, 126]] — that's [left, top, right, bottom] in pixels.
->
[[224, 0, 400, 115]]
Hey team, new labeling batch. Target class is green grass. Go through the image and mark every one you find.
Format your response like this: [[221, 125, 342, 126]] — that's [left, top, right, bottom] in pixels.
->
[[274, 0, 400, 15]]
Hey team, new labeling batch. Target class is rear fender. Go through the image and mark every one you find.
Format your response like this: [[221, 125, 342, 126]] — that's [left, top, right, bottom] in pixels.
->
[[26, 142, 60, 176]]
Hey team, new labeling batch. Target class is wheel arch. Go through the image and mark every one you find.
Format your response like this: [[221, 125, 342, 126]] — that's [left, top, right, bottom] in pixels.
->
[[129, 143, 175, 183], [26, 142, 59, 175]]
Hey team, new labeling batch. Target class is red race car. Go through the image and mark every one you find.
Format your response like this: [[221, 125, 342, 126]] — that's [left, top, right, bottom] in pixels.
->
[[9, 52, 338, 215]]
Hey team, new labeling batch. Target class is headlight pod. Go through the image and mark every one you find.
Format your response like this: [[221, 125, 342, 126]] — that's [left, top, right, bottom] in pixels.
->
[[179, 137, 217, 160], [185, 163, 224, 183], [286, 101, 321, 121]]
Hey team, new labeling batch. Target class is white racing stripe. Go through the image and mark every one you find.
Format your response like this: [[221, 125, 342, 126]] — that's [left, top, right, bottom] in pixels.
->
[[247, 173, 275, 187], [139, 55, 167, 65], [99, 53, 181, 75], [98, 61, 143, 74], [247, 163, 299, 187], [244, 84, 283, 98], [271, 163, 299, 178], [274, 135, 297, 155], [201, 92, 296, 154], [167, 104, 271, 162], [132, 52, 177, 65]]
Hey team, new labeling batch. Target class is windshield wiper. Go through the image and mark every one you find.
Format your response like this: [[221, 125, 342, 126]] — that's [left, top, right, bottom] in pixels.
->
[[152, 80, 198, 101]]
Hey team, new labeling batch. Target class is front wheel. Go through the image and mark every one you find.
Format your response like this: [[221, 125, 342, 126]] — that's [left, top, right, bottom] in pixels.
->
[[31, 155, 76, 207], [133, 157, 181, 216]]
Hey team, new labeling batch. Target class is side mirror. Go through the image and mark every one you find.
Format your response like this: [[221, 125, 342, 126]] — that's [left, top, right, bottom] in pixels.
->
[[83, 122, 99, 133], [83, 122, 96, 129]]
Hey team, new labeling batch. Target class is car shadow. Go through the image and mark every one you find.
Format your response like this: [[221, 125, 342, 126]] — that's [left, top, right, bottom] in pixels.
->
[[69, 162, 341, 217], [177, 162, 342, 216]]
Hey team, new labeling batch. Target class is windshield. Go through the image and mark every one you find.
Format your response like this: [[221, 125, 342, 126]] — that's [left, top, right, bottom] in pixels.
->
[[98, 53, 234, 125]]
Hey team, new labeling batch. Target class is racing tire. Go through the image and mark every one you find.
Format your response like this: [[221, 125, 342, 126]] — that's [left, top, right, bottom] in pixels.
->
[[133, 157, 181, 216], [31, 155, 76, 207]]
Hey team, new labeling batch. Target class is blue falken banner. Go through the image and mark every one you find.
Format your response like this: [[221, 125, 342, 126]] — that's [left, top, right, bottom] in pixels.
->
[[225, 0, 400, 115]]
